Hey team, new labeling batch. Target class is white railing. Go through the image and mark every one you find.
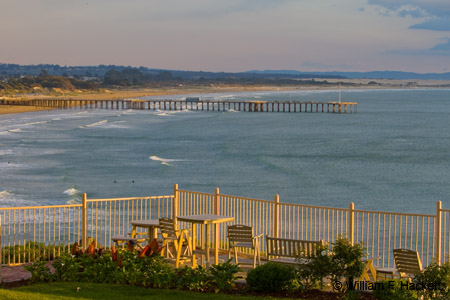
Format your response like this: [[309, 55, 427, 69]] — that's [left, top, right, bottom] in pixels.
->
[[0, 184, 447, 269]]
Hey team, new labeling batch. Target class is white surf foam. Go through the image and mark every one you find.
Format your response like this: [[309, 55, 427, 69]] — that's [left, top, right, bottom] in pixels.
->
[[85, 120, 108, 128], [0, 190, 12, 199], [22, 121, 48, 126], [216, 94, 235, 99], [155, 110, 186, 116], [63, 188, 80, 196], [8, 128, 22, 133], [149, 155, 186, 166], [66, 198, 81, 205]]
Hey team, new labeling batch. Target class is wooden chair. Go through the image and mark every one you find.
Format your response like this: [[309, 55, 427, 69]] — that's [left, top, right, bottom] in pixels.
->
[[159, 217, 193, 268], [376, 248, 423, 280], [227, 224, 262, 268]]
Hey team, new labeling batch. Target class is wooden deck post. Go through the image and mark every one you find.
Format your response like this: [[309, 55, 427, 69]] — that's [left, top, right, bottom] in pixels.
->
[[273, 194, 280, 238], [82, 193, 88, 250], [214, 188, 220, 215], [0, 215, 2, 267], [349, 202, 355, 245], [436, 201, 442, 265], [173, 184, 178, 227], [214, 187, 220, 263]]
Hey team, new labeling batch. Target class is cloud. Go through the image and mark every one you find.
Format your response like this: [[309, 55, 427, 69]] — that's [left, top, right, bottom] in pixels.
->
[[386, 38, 450, 56], [430, 38, 450, 51], [409, 18, 450, 31], [367, 0, 450, 31]]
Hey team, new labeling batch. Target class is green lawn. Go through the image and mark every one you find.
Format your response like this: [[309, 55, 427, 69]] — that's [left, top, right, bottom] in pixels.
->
[[0, 282, 291, 300]]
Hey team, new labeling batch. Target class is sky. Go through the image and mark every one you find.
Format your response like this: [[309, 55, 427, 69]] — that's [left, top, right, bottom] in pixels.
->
[[1, 0, 450, 73]]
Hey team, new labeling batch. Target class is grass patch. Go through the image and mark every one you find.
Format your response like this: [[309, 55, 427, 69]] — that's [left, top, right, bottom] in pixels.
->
[[0, 282, 290, 300]]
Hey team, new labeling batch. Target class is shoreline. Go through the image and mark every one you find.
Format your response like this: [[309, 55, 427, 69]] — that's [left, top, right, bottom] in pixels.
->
[[1, 81, 450, 115]]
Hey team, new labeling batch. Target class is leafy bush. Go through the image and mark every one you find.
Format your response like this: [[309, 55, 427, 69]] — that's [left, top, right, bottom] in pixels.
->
[[246, 262, 297, 293], [413, 262, 450, 300], [372, 280, 417, 300], [300, 238, 365, 292], [298, 242, 330, 290], [53, 248, 176, 287], [176, 265, 211, 292], [30, 242, 242, 294], [23, 261, 53, 283], [209, 259, 242, 293]]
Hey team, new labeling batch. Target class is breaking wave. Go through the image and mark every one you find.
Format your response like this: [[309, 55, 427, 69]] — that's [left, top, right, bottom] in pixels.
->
[[149, 155, 186, 166], [63, 188, 81, 196], [0, 190, 12, 199], [84, 120, 108, 128]]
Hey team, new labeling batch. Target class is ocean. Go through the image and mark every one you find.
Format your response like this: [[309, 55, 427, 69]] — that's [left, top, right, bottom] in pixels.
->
[[1, 89, 449, 214]]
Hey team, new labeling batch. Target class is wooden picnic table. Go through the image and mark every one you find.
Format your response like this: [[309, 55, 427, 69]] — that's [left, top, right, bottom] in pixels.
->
[[177, 214, 234, 267]]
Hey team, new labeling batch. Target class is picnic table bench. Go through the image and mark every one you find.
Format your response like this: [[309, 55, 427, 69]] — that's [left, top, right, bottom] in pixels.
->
[[266, 236, 325, 265]]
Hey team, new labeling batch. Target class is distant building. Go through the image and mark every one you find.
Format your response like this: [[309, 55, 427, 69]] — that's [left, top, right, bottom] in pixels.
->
[[185, 97, 200, 102]]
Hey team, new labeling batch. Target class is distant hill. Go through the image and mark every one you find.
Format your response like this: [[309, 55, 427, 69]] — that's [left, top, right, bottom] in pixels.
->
[[0, 63, 344, 80], [247, 70, 450, 80]]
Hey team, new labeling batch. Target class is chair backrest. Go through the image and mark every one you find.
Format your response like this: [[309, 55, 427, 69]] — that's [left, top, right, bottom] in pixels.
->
[[159, 217, 178, 240], [266, 236, 324, 259], [393, 248, 423, 277], [228, 224, 253, 244]]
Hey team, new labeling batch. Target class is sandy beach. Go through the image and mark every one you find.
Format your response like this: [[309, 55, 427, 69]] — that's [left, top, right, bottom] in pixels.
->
[[0, 86, 298, 115], [0, 105, 56, 115]]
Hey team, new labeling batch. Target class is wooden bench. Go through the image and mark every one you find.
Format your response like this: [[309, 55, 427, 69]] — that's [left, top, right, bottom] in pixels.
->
[[266, 236, 325, 265]]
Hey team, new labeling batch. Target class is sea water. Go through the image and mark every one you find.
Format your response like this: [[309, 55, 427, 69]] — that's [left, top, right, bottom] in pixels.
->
[[0, 89, 449, 214]]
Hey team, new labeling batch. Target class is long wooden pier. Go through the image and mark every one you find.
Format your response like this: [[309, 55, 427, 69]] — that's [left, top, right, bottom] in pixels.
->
[[0, 98, 357, 113]]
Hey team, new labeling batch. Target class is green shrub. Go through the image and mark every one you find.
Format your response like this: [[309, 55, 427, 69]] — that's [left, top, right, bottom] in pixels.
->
[[413, 262, 450, 300], [23, 261, 53, 283], [134, 254, 177, 288], [300, 237, 365, 292], [372, 280, 417, 300], [51, 249, 176, 288], [298, 242, 331, 290], [246, 262, 297, 293], [209, 259, 242, 293], [176, 265, 211, 292]]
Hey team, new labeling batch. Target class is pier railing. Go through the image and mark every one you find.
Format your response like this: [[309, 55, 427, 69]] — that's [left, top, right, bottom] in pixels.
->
[[0, 184, 447, 269]]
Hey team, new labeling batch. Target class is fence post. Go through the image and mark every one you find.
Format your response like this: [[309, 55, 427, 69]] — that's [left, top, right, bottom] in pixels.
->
[[214, 187, 220, 263], [214, 188, 220, 215], [173, 184, 178, 227], [0, 215, 2, 267], [349, 202, 355, 245], [273, 194, 280, 238], [436, 201, 442, 266], [82, 193, 88, 250]]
